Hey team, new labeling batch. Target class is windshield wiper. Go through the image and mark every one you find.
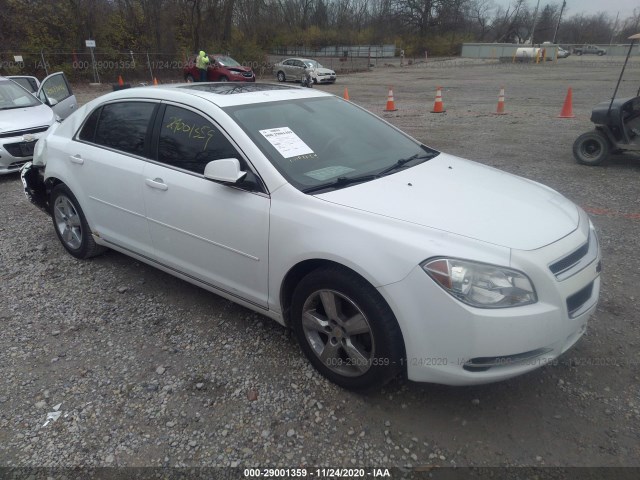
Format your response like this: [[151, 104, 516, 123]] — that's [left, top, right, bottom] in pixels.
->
[[302, 174, 378, 194], [376, 151, 435, 177]]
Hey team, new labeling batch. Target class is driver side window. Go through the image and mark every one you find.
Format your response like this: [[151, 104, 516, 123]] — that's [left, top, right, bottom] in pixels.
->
[[157, 105, 264, 191]]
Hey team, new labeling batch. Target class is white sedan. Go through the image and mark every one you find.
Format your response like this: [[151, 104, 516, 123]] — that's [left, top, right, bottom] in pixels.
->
[[21, 82, 600, 390]]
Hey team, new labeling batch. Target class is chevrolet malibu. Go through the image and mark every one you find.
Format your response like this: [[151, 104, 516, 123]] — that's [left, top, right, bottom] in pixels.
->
[[21, 83, 601, 390]]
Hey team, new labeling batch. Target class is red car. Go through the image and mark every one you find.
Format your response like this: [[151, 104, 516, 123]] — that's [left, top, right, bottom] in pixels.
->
[[183, 54, 255, 82]]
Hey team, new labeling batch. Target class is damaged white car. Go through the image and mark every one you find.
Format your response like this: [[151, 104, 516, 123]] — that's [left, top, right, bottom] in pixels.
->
[[21, 82, 600, 390]]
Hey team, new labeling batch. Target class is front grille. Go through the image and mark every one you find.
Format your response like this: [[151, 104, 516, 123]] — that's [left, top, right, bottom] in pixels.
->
[[0, 126, 49, 138], [549, 228, 598, 281], [3, 141, 35, 158], [550, 242, 589, 275], [242, 72, 253, 77], [566, 281, 594, 318]]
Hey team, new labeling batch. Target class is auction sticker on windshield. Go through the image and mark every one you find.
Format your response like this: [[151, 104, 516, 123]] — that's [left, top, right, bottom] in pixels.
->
[[260, 127, 314, 159]]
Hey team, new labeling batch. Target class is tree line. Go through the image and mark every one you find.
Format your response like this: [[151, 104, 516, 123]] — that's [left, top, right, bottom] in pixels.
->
[[1, 0, 639, 59]]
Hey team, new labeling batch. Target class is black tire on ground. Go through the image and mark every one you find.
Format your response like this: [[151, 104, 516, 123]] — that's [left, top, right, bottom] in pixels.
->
[[50, 184, 106, 259], [598, 51, 604, 56], [576, 51, 582, 56], [573, 131, 610, 166], [186, 74, 195, 82], [291, 265, 404, 391], [219, 75, 228, 82], [277, 71, 286, 82]]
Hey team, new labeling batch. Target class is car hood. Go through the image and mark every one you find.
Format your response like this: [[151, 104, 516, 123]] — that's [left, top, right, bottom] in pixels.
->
[[0, 104, 54, 133], [224, 65, 252, 73], [316, 153, 579, 250]]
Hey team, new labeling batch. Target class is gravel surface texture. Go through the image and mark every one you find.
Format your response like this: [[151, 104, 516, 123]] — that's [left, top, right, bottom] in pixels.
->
[[1, 55, 639, 472]]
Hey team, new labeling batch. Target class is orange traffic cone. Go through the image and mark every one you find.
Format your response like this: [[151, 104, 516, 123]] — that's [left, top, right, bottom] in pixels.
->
[[118, 75, 124, 86], [495, 86, 507, 115], [431, 86, 445, 113], [384, 87, 397, 111], [153, 77, 159, 86], [558, 87, 575, 118], [343, 87, 350, 100]]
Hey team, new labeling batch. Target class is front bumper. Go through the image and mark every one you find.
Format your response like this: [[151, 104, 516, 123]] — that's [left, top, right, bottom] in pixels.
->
[[316, 75, 336, 84], [379, 215, 601, 386]]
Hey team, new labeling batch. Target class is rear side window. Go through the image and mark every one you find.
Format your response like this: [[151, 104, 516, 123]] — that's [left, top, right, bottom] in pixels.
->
[[78, 107, 101, 142], [94, 102, 156, 156], [157, 105, 240, 174]]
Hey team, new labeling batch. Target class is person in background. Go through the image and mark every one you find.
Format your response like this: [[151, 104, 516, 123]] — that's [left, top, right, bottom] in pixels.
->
[[196, 51, 210, 82]]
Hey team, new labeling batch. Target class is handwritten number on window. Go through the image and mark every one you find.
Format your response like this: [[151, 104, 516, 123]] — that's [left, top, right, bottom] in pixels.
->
[[165, 117, 215, 150]]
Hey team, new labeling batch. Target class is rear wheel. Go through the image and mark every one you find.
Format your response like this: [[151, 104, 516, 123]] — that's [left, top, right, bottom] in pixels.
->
[[291, 266, 404, 391], [573, 131, 610, 166], [51, 184, 106, 259], [277, 71, 286, 82]]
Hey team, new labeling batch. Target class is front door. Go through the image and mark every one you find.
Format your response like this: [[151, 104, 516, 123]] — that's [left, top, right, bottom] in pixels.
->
[[37, 72, 77, 119], [143, 103, 270, 308]]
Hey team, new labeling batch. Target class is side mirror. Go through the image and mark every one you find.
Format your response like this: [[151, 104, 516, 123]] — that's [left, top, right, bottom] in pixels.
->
[[204, 158, 247, 183], [46, 97, 59, 107]]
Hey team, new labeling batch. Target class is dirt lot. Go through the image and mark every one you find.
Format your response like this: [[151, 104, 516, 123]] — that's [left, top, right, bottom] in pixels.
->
[[1, 55, 639, 474]]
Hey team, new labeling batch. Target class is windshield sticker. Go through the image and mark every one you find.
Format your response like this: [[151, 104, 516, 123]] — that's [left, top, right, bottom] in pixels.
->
[[259, 127, 314, 159], [304, 166, 355, 181]]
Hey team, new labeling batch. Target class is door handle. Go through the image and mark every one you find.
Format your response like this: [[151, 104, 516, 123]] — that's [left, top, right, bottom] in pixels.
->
[[145, 178, 168, 191], [69, 155, 84, 164]]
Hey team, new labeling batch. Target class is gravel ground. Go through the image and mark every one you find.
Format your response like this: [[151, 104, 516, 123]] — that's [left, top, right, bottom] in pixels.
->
[[1, 55, 640, 473]]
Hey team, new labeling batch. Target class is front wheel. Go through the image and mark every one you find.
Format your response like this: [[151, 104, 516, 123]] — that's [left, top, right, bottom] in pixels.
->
[[219, 75, 229, 82], [186, 74, 195, 83], [573, 131, 610, 166], [277, 71, 286, 82], [291, 266, 404, 391], [51, 184, 106, 259]]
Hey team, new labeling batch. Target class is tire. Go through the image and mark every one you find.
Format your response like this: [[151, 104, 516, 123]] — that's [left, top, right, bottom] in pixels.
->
[[51, 184, 106, 259], [219, 75, 229, 82], [573, 131, 610, 166], [277, 71, 286, 82], [598, 51, 604, 56], [291, 266, 404, 391], [576, 51, 582, 56], [186, 74, 194, 83]]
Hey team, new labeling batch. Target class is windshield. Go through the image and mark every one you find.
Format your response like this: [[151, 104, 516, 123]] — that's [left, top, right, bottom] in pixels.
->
[[304, 60, 322, 69], [215, 55, 241, 67], [0, 80, 41, 110], [225, 97, 438, 193]]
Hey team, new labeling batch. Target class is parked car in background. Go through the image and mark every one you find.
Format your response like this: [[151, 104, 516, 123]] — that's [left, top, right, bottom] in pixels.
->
[[273, 58, 337, 84], [557, 47, 570, 58], [21, 82, 600, 390], [183, 54, 255, 82], [573, 45, 607, 56], [0, 73, 76, 175]]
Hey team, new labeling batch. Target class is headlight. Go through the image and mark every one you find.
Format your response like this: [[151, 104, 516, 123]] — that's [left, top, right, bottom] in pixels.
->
[[421, 258, 537, 308]]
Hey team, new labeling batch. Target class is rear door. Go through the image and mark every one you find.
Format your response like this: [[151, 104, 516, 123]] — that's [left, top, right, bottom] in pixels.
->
[[37, 72, 77, 119], [71, 100, 158, 255]]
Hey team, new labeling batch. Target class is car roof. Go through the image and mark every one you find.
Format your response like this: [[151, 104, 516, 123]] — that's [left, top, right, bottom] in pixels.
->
[[89, 82, 333, 108]]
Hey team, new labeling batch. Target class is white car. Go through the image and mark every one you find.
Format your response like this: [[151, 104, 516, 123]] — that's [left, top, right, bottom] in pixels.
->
[[21, 83, 601, 390], [274, 58, 337, 84], [0, 73, 77, 175]]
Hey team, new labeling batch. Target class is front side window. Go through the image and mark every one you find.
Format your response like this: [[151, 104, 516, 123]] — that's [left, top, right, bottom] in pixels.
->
[[157, 105, 240, 175], [93, 102, 156, 156]]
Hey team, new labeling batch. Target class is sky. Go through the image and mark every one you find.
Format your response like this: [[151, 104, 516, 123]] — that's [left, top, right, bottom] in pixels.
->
[[495, 0, 638, 20]]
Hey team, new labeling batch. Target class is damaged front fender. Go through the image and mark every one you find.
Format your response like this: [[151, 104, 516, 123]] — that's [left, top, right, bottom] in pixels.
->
[[20, 162, 50, 214]]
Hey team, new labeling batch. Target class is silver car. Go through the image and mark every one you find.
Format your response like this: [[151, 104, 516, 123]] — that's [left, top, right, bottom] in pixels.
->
[[0, 73, 77, 175], [273, 58, 337, 84]]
